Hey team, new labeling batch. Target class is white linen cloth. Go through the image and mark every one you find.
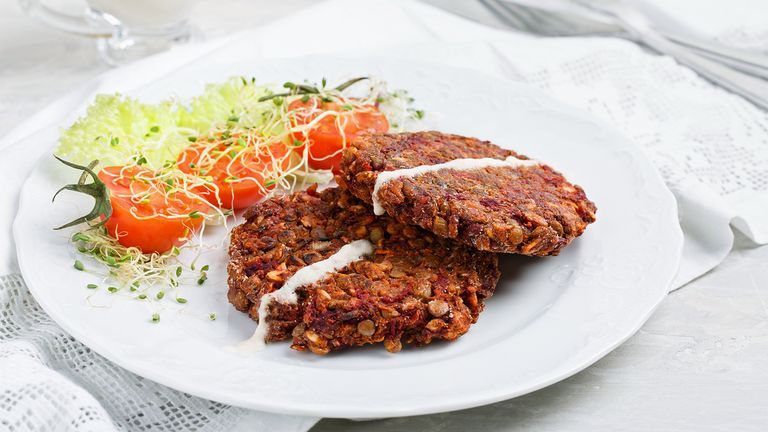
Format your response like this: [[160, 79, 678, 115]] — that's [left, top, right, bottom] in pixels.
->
[[1, 0, 766, 430]]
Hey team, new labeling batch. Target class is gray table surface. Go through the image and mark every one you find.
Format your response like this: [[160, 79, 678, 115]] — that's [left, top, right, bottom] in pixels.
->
[[2, 1, 767, 431]]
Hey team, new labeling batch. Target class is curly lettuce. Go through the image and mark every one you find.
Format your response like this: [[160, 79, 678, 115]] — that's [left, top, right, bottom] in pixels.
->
[[56, 94, 194, 169], [56, 76, 422, 170], [179, 77, 282, 132]]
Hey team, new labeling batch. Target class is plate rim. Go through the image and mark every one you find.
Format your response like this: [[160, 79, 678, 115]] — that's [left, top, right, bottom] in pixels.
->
[[13, 59, 683, 418]]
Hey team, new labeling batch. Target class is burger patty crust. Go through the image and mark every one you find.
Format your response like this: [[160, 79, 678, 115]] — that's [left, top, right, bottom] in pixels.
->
[[227, 186, 500, 354], [338, 131, 597, 255]]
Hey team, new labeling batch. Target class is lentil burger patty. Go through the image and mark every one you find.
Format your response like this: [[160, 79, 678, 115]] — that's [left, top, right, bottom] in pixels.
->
[[227, 186, 499, 354], [338, 131, 597, 255]]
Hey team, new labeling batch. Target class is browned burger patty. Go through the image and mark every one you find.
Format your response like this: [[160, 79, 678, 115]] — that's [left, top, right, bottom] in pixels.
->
[[337, 131, 597, 256], [227, 186, 500, 355]]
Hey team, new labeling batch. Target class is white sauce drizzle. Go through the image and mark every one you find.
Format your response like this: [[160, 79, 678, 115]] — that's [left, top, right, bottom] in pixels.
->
[[371, 156, 539, 215], [235, 239, 374, 352]]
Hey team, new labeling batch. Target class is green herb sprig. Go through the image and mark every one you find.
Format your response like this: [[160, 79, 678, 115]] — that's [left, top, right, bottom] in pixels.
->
[[257, 77, 369, 102]]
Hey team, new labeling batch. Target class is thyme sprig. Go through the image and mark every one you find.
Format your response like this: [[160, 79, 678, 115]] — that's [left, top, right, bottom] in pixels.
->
[[257, 76, 369, 102]]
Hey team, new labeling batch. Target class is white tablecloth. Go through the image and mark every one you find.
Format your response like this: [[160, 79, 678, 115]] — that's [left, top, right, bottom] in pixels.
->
[[1, 0, 767, 431]]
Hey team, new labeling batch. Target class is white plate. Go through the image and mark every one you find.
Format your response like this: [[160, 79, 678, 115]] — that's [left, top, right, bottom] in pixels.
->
[[14, 58, 682, 418]]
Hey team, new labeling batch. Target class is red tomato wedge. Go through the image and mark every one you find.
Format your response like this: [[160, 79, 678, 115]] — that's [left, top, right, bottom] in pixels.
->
[[98, 166, 209, 254], [178, 139, 291, 210], [287, 98, 389, 172]]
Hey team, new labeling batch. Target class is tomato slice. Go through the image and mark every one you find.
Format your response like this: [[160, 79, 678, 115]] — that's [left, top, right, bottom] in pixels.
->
[[98, 166, 208, 254], [287, 98, 389, 172], [178, 138, 291, 210]]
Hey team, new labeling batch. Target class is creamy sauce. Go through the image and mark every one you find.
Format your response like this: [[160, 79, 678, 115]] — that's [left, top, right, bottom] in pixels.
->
[[235, 239, 374, 352], [371, 156, 539, 215]]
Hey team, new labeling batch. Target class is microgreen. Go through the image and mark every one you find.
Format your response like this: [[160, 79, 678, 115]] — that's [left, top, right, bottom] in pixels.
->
[[257, 76, 370, 102]]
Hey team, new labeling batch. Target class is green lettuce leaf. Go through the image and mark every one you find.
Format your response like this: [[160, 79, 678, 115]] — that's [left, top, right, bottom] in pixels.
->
[[56, 94, 194, 169], [179, 77, 282, 132]]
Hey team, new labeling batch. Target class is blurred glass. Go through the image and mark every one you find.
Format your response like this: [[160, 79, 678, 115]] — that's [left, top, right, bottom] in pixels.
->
[[18, 0, 201, 66]]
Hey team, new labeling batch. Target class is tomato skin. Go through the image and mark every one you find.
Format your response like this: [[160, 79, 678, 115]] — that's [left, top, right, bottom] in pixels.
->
[[98, 166, 207, 254], [287, 99, 389, 172], [178, 141, 290, 210]]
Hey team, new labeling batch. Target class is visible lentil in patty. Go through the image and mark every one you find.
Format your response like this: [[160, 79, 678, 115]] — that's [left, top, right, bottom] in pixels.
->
[[227, 186, 500, 354], [338, 131, 597, 255]]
